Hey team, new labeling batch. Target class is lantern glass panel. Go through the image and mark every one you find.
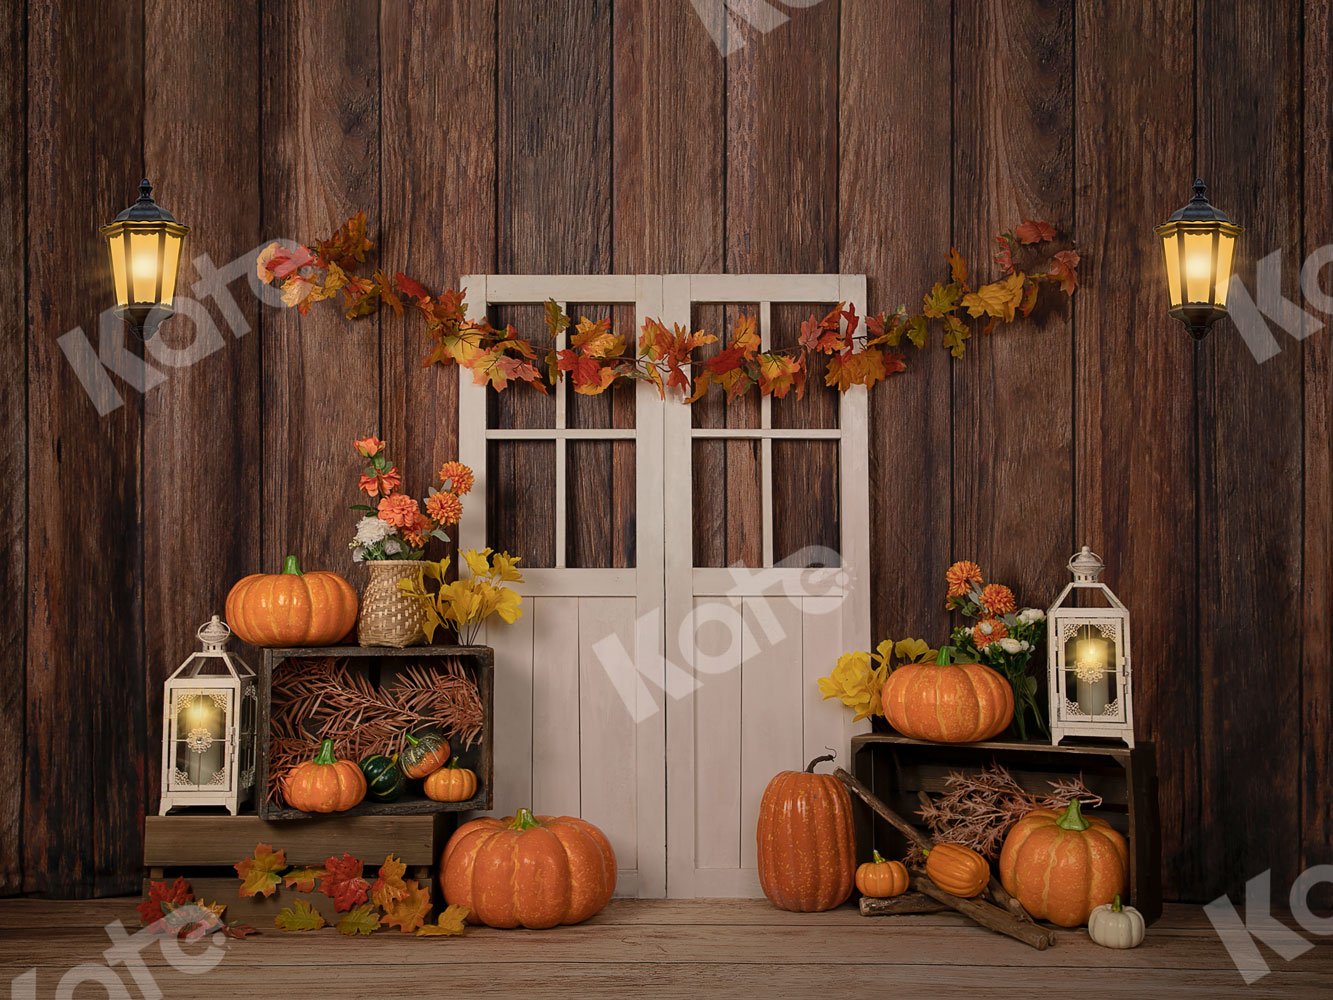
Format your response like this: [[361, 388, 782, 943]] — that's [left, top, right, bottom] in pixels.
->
[[107, 234, 129, 307], [172, 691, 228, 789], [129, 231, 161, 303], [1215, 232, 1236, 306], [1161, 233, 1182, 307], [1063, 625, 1119, 718], [1182, 231, 1216, 304], [160, 232, 183, 303]]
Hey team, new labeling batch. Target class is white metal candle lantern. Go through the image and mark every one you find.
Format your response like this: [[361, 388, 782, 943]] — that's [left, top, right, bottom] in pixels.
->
[[158, 616, 257, 815], [1047, 547, 1135, 747]]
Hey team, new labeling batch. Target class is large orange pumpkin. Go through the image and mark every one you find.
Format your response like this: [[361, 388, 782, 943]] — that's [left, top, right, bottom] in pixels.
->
[[1000, 799, 1128, 927], [442, 810, 616, 928], [756, 753, 857, 912], [881, 650, 1013, 743], [283, 739, 367, 813], [226, 555, 358, 647]]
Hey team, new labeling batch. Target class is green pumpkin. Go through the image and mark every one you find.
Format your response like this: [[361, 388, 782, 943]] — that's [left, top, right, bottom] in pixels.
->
[[358, 753, 405, 803]]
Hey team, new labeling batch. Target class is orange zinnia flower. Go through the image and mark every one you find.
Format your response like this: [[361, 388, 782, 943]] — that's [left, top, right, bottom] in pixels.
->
[[437, 461, 474, 496], [403, 512, 432, 549], [972, 618, 1008, 648], [354, 436, 386, 458], [945, 560, 984, 598], [377, 493, 421, 530], [359, 466, 402, 498], [426, 490, 463, 526], [979, 583, 1016, 616]]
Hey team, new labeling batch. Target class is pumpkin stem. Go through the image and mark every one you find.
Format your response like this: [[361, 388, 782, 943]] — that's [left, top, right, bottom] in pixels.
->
[[935, 646, 954, 665], [871, 850, 886, 864], [805, 751, 836, 773], [1056, 798, 1092, 832], [313, 738, 336, 765], [282, 554, 303, 576], [404, 732, 420, 748], [1112, 894, 1123, 912], [448, 756, 460, 769], [510, 808, 541, 831]]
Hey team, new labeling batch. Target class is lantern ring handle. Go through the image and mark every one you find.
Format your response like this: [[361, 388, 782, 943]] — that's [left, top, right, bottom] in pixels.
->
[[197, 615, 232, 647]]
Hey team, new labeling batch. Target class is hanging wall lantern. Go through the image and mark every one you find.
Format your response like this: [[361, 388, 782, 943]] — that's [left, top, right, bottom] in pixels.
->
[[158, 616, 256, 815], [102, 178, 189, 339], [1155, 178, 1241, 340], [1046, 547, 1135, 747]]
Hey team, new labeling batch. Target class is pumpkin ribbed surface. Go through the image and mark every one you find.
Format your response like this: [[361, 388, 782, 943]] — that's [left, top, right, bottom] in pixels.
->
[[856, 852, 909, 898], [924, 842, 990, 897], [882, 660, 1014, 743], [442, 811, 616, 929], [424, 760, 477, 802], [284, 739, 367, 813], [226, 556, 357, 647], [999, 800, 1128, 927], [756, 759, 856, 912]]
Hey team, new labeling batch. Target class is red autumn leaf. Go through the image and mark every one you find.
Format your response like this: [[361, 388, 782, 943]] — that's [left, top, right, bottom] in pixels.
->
[[841, 302, 860, 340], [1015, 219, 1057, 245], [265, 244, 315, 281], [138, 878, 193, 925], [395, 272, 431, 301], [994, 235, 1015, 274], [320, 853, 370, 913], [316, 211, 373, 268], [705, 346, 747, 377], [1047, 248, 1081, 294]]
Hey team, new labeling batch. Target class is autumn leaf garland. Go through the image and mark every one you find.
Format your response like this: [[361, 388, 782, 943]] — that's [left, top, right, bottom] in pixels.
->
[[257, 212, 1080, 401]]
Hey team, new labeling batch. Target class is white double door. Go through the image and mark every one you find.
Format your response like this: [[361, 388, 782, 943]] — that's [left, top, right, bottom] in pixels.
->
[[460, 274, 870, 898]]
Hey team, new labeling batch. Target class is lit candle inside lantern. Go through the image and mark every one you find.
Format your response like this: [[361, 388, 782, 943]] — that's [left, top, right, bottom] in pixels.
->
[[1071, 630, 1111, 717]]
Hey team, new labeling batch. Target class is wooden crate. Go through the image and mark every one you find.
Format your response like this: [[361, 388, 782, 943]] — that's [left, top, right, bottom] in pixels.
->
[[142, 813, 447, 925], [851, 734, 1162, 924], [256, 645, 494, 821]]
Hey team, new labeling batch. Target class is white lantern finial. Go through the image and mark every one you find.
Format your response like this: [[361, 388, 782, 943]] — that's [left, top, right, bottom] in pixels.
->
[[198, 615, 231, 650], [1069, 546, 1104, 582]]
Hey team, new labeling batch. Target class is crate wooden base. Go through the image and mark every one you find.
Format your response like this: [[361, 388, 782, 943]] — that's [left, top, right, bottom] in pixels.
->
[[851, 734, 1161, 924], [142, 812, 451, 926]]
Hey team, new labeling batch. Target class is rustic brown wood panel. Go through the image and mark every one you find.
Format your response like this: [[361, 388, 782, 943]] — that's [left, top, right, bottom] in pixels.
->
[[839, 0, 953, 639], [260, 1, 381, 579], [142, 0, 262, 814], [1197, 0, 1304, 900], [495, 0, 613, 568], [25, 0, 145, 896], [727, 4, 839, 569], [1074, 0, 1201, 901], [379, 0, 496, 536], [0, 0, 24, 897], [951, 0, 1075, 603], [1303, 0, 1333, 902]]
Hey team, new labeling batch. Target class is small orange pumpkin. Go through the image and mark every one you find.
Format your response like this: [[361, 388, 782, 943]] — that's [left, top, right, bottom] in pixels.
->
[[442, 809, 616, 928], [882, 648, 1014, 743], [283, 738, 367, 813], [399, 730, 450, 779], [226, 555, 358, 647], [756, 753, 857, 912], [856, 851, 909, 898], [999, 799, 1129, 927], [424, 758, 477, 802], [924, 842, 990, 898]]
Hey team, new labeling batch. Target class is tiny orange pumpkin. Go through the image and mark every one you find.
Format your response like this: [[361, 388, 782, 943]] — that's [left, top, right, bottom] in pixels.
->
[[283, 738, 367, 813], [424, 758, 478, 802], [924, 842, 990, 898], [855, 851, 909, 898]]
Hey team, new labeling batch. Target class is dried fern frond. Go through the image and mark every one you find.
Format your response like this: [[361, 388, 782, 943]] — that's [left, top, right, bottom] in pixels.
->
[[265, 656, 484, 805], [910, 763, 1103, 861]]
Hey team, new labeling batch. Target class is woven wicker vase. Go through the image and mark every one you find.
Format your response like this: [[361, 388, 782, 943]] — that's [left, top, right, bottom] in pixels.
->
[[357, 560, 427, 648]]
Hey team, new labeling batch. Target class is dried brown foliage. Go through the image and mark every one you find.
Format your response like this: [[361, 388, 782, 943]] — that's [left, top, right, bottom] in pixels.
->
[[911, 763, 1103, 861], [267, 657, 483, 804]]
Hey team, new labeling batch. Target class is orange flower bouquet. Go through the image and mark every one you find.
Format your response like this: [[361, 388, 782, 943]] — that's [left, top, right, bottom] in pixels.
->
[[945, 561, 1047, 740], [349, 436, 473, 562]]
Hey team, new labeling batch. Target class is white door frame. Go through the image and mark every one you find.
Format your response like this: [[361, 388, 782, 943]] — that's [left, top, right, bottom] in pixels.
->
[[661, 274, 871, 898], [459, 274, 666, 898]]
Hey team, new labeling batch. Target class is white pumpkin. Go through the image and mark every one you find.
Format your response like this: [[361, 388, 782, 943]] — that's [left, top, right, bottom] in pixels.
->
[[1087, 895, 1145, 949]]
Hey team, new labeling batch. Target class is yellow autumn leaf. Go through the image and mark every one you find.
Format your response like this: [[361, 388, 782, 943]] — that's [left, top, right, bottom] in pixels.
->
[[371, 855, 408, 909], [274, 899, 326, 932], [463, 548, 492, 578], [235, 842, 286, 898], [961, 272, 1026, 323], [417, 904, 470, 937], [492, 587, 523, 624], [894, 638, 936, 664], [491, 551, 524, 582], [336, 904, 381, 937]]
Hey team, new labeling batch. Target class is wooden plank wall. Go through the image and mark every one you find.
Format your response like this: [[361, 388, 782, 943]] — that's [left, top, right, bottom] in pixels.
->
[[4, 0, 1330, 902]]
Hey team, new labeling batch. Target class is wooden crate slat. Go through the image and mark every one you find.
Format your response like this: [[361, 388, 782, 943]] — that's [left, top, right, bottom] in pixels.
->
[[144, 814, 437, 867]]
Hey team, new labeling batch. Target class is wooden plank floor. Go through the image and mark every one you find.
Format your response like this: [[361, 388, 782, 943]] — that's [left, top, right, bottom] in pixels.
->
[[0, 898, 1327, 998]]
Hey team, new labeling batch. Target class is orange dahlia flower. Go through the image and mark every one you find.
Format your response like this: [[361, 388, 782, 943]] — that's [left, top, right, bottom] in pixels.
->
[[354, 436, 386, 458], [979, 583, 1017, 616], [377, 493, 421, 530], [972, 618, 1008, 648], [426, 490, 463, 526], [945, 560, 984, 598], [403, 512, 432, 549], [359, 466, 402, 498], [438, 461, 474, 496]]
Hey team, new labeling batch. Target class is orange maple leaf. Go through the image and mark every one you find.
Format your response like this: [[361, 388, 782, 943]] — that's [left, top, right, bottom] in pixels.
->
[[235, 843, 286, 899], [1015, 219, 1057, 245], [382, 880, 432, 934], [371, 855, 408, 909]]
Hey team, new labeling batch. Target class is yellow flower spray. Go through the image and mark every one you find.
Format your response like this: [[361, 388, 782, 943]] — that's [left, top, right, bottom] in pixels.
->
[[398, 548, 524, 645]]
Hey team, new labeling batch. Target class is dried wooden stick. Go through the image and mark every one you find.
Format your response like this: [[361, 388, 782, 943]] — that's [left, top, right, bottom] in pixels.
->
[[913, 875, 1055, 950], [834, 768, 931, 851], [858, 893, 950, 917]]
